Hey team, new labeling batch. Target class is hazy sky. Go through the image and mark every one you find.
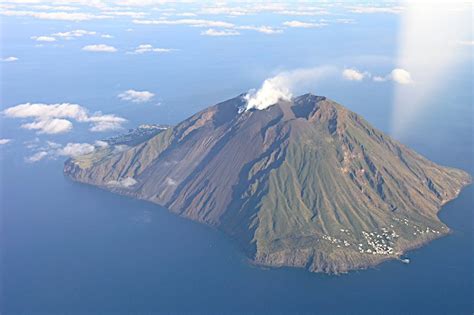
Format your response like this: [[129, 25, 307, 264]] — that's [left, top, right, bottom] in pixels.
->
[[1, 0, 472, 161]]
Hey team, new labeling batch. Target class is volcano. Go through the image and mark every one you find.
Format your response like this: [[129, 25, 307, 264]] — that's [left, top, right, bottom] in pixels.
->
[[64, 94, 471, 273]]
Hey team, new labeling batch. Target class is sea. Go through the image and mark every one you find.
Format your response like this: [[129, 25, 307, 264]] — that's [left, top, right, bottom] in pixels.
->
[[1, 9, 473, 314]]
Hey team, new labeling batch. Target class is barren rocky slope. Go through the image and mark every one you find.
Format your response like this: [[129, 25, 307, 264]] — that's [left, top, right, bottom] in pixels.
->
[[65, 94, 471, 273]]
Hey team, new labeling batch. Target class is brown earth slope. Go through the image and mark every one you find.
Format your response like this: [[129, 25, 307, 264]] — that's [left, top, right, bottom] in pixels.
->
[[64, 94, 471, 273]]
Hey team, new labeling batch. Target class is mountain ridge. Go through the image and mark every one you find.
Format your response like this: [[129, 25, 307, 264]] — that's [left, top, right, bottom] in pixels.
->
[[64, 93, 471, 273]]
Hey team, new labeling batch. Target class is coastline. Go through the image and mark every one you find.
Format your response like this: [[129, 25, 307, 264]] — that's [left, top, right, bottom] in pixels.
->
[[64, 165, 472, 274]]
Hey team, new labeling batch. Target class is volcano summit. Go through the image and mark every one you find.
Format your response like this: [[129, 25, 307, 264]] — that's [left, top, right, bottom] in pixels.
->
[[64, 94, 471, 273]]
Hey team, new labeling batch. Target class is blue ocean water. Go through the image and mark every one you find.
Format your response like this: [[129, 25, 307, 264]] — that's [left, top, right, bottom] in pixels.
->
[[1, 118, 472, 315], [1, 7, 473, 314]]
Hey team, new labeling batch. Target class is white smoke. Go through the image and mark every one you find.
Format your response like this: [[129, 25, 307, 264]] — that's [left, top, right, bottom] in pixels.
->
[[244, 66, 336, 111], [244, 76, 292, 110]]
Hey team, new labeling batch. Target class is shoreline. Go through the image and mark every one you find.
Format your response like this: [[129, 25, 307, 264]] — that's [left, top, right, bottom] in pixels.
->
[[63, 164, 472, 275]]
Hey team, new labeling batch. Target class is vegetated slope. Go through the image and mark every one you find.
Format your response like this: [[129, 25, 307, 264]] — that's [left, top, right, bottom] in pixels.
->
[[65, 94, 471, 273]]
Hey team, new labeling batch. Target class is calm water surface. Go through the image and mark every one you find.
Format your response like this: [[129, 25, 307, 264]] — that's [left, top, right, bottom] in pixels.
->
[[1, 111, 473, 315]]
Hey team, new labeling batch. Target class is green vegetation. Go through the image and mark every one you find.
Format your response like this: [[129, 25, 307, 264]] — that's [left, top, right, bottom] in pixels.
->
[[65, 94, 471, 274]]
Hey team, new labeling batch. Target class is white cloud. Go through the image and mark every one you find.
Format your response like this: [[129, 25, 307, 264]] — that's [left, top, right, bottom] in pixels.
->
[[201, 28, 240, 36], [373, 76, 386, 82], [102, 10, 147, 18], [133, 18, 235, 28], [283, 20, 326, 28], [198, 4, 330, 17], [30, 5, 79, 11], [94, 140, 109, 147], [23, 138, 41, 150], [278, 9, 329, 16], [29, 30, 100, 44], [238, 25, 282, 34], [176, 12, 197, 17], [46, 140, 62, 149], [333, 19, 356, 24], [57, 142, 95, 157], [82, 44, 117, 52], [245, 66, 336, 111], [1, 10, 110, 21], [22, 118, 73, 134], [0, 138, 12, 145], [390, 68, 414, 84], [128, 44, 173, 54], [24, 139, 114, 163], [373, 68, 414, 84], [0, 3, 15, 10], [114, 0, 177, 6], [118, 89, 155, 103], [1, 56, 18, 62], [3, 103, 89, 121], [24, 141, 58, 162], [342, 68, 369, 81], [3, 102, 126, 134], [199, 6, 250, 16], [31, 35, 56, 42], [86, 114, 127, 132], [349, 6, 404, 14], [26, 151, 48, 163], [52, 29, 97, 39], [107, 177, 137, 188], [133, 17, 282, 35], [340, 67, 413, 84]]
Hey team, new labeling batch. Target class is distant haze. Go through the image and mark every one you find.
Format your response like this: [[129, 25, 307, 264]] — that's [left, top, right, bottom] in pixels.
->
[[391, 0, 472, 137]]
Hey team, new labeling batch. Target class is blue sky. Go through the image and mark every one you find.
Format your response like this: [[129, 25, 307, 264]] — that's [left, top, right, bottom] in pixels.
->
[[0, 0, 472, 162]]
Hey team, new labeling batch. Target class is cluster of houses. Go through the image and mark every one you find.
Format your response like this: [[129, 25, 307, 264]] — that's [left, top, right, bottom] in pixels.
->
[[392, 216, 443, 237], [412, 226, 441, 236], [321, 226, 401, 255], [320, 216, 446, 256], [321, 234, 351, 248], [360, 229, 397, 255]]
